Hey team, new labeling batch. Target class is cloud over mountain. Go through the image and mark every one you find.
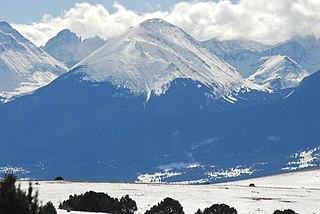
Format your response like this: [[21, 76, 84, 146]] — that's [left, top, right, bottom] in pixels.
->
[[12, 0, 320, 46]]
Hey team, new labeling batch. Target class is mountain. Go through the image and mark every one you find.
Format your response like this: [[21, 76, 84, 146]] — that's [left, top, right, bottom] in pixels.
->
[[248, 55, 309, 91], [75, 18, 262, 103], [42, 29, 106, 68], [0, 19, 318, 183], [288, 35, 320, 73], [0, 22, 67, 101], [203, 35, 320, 79], [202, 39, 269, 77], [263, 41, 309, 70]]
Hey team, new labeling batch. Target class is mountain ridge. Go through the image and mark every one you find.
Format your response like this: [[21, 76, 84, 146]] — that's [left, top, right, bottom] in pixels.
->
[[203, 35, 320, 81], [75, 18, 262, 103]]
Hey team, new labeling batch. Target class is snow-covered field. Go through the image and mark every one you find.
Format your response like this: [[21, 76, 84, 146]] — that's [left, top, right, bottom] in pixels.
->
[[18, 168, 320, 214]]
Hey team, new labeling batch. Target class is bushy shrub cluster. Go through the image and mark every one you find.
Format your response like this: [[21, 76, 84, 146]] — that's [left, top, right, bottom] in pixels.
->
[[145, 197, 184, 214], [0, 174, 57, 214], [273, 209, 297, 214], [144, 199, 239, 214], [59, 191, 137, 214], [195, 204, 238, 214], [41, 202, 57, 214], [54, 176, 64, 181]]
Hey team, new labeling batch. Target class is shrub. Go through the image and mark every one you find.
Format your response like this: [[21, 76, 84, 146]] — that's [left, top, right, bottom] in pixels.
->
[[145, 197, 184, 214], [196, 204, 238, 214], [42, 201, 57, 214], [195, 209, 202, 214], [273, 209, 297, 214], [120, 194, 138, 214], [54, 177, 64, 181], [59, 191, 137, 214], [0, 174, 57, 214]]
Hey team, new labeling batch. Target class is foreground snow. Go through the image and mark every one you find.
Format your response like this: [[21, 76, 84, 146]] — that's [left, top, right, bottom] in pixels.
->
[[18, 168, 320, 214]]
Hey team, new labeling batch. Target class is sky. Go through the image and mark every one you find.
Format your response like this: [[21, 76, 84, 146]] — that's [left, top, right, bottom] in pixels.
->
[[2, 0, 320, 47], [2, 0, 206, 23]]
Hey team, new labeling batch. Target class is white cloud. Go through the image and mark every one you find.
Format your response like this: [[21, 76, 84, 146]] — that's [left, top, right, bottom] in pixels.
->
[[12, 0, 320, 47]]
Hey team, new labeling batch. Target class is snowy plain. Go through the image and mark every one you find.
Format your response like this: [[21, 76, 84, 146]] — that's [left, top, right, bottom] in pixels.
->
[[18, 168, 320, 214]]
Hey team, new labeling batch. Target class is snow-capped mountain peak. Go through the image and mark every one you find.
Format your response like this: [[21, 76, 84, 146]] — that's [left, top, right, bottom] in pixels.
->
[[75, 19, 260, 102], [248, 55, 309, 90], [0, 22, 67, 101]]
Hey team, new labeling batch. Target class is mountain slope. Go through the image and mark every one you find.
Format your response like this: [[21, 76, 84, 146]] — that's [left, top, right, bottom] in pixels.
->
[[75, 19, 261, 103], [0, 69, 318, 182], [42, 29, 106, 68], [248, 55, 309, 90], [0, 22, 67, 101]]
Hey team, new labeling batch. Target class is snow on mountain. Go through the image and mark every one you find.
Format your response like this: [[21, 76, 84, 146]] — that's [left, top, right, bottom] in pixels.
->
[[42, 29, 106, 68], [0, 22, 67, 101], [201, 39, 270, 77], [290, 35, 320, 73], [262, 35, 320, 75], [0, 19, 318, 182], [203, 36, 320, 79], [263, 41, 309, 69], [202, 38, 269, 55], [248, 55, 309, 91], [74, 19, 261, 102]]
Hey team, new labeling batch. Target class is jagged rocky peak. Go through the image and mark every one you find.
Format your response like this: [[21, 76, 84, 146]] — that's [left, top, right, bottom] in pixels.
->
[[52, 29, 79, 43], [42, 29, 106, 68]]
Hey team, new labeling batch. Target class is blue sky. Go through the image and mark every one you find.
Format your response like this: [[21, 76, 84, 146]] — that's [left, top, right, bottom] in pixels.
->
[[2, 0, 240, 23], [2, 0, 236, 23], [7, 0, 318, 47]]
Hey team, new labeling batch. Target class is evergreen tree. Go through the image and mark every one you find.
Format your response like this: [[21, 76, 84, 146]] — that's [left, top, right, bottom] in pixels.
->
[[120, 194, 138, 214], [0, 174, 57, 214], [41, 202, 57, 214], [54, 177, 64, 181], [195, 209, 202, 214]]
